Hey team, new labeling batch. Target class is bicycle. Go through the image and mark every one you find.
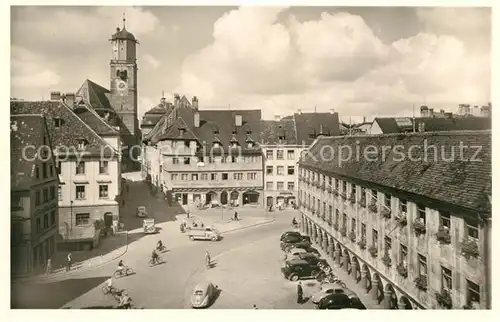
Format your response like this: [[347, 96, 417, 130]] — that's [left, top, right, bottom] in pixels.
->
[[113, 267, 134, 278], [148, 256, 163, 267]]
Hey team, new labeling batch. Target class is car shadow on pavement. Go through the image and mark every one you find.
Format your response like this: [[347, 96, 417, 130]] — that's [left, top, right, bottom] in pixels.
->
[[11, 276, 110, 309]]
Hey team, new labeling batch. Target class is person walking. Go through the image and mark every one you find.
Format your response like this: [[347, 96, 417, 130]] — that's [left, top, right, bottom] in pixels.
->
[[46, 258, 52, 275], [66, 253, 72, 272], [234, 211, 238, 221], [297, 281, 303, 304]]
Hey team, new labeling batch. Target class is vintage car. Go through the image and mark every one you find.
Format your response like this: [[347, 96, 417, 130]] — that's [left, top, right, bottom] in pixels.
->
[[281, 259, 320, 281], [280, 231, 302, 241], [188, 227, 221, 241], [317, 292, 366, 310], [283, 248, 308, 260], [190, 282, 218, 308], [137, 206, 147, 218], [143, 218, 157, 234], [312, 284, 345, 304]]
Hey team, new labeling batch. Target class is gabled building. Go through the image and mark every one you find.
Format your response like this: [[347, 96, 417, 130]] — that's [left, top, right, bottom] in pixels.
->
[[11, 114, 59, 276], [297, 131, 491, 309], [11, 100, 121, 251], [142, 97, 264, 208], [260, 112, 340, 208]]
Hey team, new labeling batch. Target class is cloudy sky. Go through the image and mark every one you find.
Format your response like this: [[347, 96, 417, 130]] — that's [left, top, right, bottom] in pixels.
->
[[11, 6, 491, 122]]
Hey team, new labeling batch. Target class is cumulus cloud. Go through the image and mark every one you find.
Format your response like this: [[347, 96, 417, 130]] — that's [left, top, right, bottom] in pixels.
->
[[176, 7, 491, 118], [143, 54, 161, 69]]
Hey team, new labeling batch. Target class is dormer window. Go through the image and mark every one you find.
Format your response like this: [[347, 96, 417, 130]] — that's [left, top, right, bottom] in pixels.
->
[[54, 118, 64, 129], [77, 139, 88, 150], [213, 142, 220, 148], [278, 135, 285, 140], [213, 129, 219, 135], [232, 142, 238, 148], [179, 128, 186, 136], [246, 130, 252, 135], [247, 142, 254, 148]]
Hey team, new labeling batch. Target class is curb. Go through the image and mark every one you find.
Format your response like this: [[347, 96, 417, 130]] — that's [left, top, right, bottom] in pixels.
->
[[14, 231, 130, 284], [219, 217, 276, 234]]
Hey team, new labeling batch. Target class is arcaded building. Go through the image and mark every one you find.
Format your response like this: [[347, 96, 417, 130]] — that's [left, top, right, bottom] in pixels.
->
[[298, 131, 491, 309]]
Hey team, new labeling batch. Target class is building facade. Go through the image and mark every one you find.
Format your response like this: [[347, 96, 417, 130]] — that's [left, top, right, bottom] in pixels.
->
[[11, 115, 59, 275], [11, 100, 121, 250], [297, 131, 491, 309], [260, 112, 340, 209], [142, 97, 265, 208]]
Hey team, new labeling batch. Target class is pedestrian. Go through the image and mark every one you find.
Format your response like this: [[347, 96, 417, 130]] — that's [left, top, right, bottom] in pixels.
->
[[66, 253, 72, 272], [186, 211, 190, 219], [297, 281, 303, 304], [46, 258, 52, 275], [234, 211, 238, 221]]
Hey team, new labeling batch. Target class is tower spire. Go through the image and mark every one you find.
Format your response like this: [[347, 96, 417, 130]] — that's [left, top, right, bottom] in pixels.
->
[[122, 12, 126, 29]]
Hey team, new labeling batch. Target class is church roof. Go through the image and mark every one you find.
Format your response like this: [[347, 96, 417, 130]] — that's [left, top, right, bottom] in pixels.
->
[[76, 79, 113, 111], [111, 27, 137, 42]]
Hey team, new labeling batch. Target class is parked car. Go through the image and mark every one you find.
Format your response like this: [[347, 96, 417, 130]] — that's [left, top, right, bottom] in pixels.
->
[[316, 289, 366, 309], [280, 231, 302, 241], [188, 227, 221, 241], [316, 293, 352, 310], [190, 282, 218, 308], [281, 236, 311, 251], [137, 206, 147, 218], [281, 259, 320, 281], [284, 242, 318, 255], [284, 248, 308, 260], [312, 284, 345, 304]]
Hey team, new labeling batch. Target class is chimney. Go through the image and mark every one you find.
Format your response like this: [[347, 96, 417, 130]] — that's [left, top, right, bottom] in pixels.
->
[[330, 109, 335, 114], [420, 105, 428, 117], [274, 114, 280, 121], [458, 104, 465, 115], [297, 109, 302, 115], [428, 108, 434, 118], [174, 93, 180, 107], [465, 104, 471, 115], [440, 109, 445, 117], [160, 96, 166, 106], [65, 93, 75, 107], [50, 91, 61, 101], [192, 96, 199, 111], [235, 114, 242, 127], [194, 112, 200, 128], [418, 122, 425, 132], [363, 116, 366, 123]]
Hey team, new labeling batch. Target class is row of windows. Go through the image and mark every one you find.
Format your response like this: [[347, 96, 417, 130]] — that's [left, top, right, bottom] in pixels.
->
[[171, 172, 258, 181], [301, 175, 480, 240], [266, 181, 295, 191], [58, 161, 109, 175], [34, 161, 55, 181], [62, 184, 109, 200], [168, 139, 255, 149], [311, 209, 482, 307], [35, 186, 57, 206], [35, 210, 56, 234], [266, 165, 295, 176], [75, 213, 90, 226], [171, 155, 260, 165], [266, 149, 295, 160]]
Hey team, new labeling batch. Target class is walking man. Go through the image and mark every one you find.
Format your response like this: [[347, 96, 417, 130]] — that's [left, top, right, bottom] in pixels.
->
[[297, 281, 303, 304], [66, 253, 72, 272], [234, 211, 238, 221]]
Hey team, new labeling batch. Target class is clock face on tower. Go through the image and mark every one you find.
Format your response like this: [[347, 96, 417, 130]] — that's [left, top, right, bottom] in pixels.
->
[[116, 80, 128, 96]]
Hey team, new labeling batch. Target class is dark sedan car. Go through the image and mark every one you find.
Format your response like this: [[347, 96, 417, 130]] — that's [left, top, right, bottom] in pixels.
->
[[284, 242, 318, 254], [281, 236, 311, 251], [317, 293, 367, 310]]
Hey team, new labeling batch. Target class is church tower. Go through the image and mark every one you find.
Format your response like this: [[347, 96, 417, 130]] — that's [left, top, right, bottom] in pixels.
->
[[109, 16, 139, 148]]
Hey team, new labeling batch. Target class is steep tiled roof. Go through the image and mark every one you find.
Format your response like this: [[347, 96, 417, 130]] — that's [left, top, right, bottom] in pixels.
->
[[142, 101, 174, 127], [10, 101, 118, 156], [299, 131, 491, 214], [11, 115, 54, 190], [294, 112, 340, 145], [73, 105, 119, 136], [76, 79, 113, 111], [373, 117, 492, 134], [145, 106, 263, 153], [258, 119, 298, 145]]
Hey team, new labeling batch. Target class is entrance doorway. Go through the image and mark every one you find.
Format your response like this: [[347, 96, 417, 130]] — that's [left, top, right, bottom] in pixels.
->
[[206, 191, 217, 205], [266, 196, 273, 208], [230, 191, 239, 206], [104, 212, 113, 228], [182, 193, 188, 205], [220, 191, 228, 205], [243, 191, 259, 205]]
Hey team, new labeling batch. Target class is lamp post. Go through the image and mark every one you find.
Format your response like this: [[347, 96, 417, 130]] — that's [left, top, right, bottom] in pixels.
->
[[70, 200, 73, 231]]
